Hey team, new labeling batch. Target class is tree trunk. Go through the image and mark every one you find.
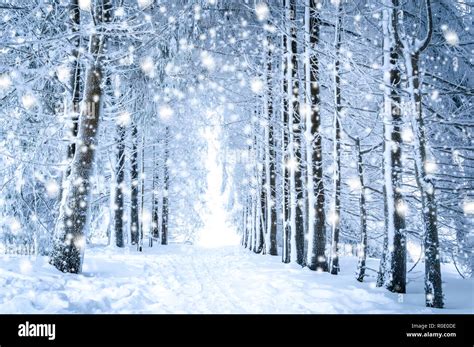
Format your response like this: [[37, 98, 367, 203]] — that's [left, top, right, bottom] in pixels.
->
[[305, 0, 328, 272], [264, 35, 277, 256], [50, 0, 111, 274], [255, 141, 264, 254], [249, 194, 255, 252], [405, 51, 443, 308], [65, 0, 81, 178], [376, 2, 406, 293], [242, 201, 249, 248], [130, 121, 139, 245], [114, 125, 126, 248], [138, 131, 145, 252], [330, 2, 342, 275], [151, 145, 160, 242], [355, 138, 368, 282], [161, 127, 169, 245], [285, 0, 304, 266], [281, 0, 291, 264]]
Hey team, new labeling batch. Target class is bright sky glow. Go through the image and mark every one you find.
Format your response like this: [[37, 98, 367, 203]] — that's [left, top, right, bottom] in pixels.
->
[[196, 118, 240, 248]]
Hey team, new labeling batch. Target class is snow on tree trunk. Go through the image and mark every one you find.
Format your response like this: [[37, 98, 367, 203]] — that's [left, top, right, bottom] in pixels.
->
[[49, 0, 111, 274], [249, 194, 255, 252], [264, 34, 277, 256], [287, 0, 304, 266], [376, 1, 407, 293], [243, 200, 249, 248], [404, 51, 443, 308], [58, 0, 81, 206], [281, 0, 291, 264], [161, 126, 169, 245], [384, 0, 443, 307], [355, 138, 368, 282], [130, 121, 139, 245], [114, 125, 126, 248], [254, 134, 264, 254], [330, 2, 342, 276], [151, 145, 160, 243], [50, 63, 102, 273], [304, 0, 328, 272], [65, 0, 81, 178], [138, 131, 145, 252]]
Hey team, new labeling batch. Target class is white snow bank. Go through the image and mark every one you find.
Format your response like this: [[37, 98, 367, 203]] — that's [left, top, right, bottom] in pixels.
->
[[0, 245, 472, 313]]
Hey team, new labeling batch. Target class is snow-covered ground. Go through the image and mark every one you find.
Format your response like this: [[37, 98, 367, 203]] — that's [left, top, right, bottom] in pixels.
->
[[0, 244, 472, 314]]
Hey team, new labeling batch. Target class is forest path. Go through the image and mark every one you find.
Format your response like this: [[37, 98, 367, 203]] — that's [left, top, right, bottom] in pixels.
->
[[0, 244, 471, 313]]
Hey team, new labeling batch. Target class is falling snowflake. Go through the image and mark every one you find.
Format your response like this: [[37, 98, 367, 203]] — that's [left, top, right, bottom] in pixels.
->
[[347, 177, 361, 191], [56, 65, 70, 84], [443, 30, 459, 46], [115, 7, 125, 17], [74, 236, 86, 249], [78, 0, 91, 11], [255, 3, 269, 21], [286, 157, 298, 171], [328, 210, 339, 226], [140, 56, 155, 77], [0, 74, 11, 90], [10, 218, 21, 234], [424, 161, 437, 174], [46, 180, 59, 198], [250, 78, 264, 94], [463, 200, 474, 215], [299, 103, 312, 119], [137, 0, 153, 9], [117, 111, 131, 126], [243, 124, 252, 135], [401, 128, 414, 143], [200, 51, 215, 71], [21, 93, 36, 109], [395, 200, 408, 217], [159, 105, 174, 120]]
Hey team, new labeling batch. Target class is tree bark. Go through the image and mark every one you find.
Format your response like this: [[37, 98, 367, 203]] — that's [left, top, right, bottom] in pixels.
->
[[130, 121, 139, 245], [264, 34, 278, 256], [355, 138, 368, 282], [65, 0, 81, 178], [376, 0, 407, 293], [151, 145, 160, 242], [330, 2, 342, 275], [287, 0, 304, 266], [405, 52, 443, 308], [281, 0, 291, 264], [114, 125, 126, 248], [138, 131, 145, 251], [161, 127, 169, 245], [305, 0, 328, 272], [50, 0, 112, 274]]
